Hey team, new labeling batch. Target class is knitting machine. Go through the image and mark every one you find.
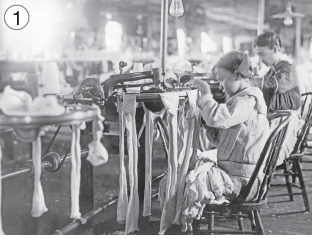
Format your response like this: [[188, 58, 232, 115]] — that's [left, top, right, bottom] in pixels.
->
[[0, 61, 226, 235], [61, 61, 225, 116]]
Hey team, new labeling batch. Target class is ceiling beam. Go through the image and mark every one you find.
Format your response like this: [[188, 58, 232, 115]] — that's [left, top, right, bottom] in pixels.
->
[[205, 9, 268, 31]]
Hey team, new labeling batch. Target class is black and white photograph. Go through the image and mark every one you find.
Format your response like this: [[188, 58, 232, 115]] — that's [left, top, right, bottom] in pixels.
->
[[0, 0, 312, 235]]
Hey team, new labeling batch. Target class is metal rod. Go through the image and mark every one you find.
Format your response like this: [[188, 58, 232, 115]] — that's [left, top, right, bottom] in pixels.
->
[[268, 192, 302, 197], [160, 0, 169, 78], [295, 17, 302, 64], [1, 149, 89, 180], [1, 168, 30, 180], [257, 0, 265, 35], [53, 172, 165, 235], [201, 230, 256, 235]]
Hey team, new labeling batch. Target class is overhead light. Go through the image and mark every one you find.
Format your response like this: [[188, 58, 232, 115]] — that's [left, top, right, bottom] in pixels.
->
[[169, 0, 184, 18], [272, 2, 304, 26], [283, 17, 293, 26], [283, 3, 293, 26]]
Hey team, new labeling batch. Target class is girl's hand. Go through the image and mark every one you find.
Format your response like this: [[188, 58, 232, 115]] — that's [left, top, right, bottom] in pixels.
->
[[186, 79, 211, 96]]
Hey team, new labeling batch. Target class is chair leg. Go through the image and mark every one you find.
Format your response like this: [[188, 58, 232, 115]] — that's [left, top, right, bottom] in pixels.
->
[[284, 161, 294, 201], [253, 210, 264, 235], [192, 219, 201, 235], [247, 211, 256, 231], [207, 211, 214, 235], [292, 160, 298, 183], [236, 212, 244, 232], [295, 160, 311, 212]]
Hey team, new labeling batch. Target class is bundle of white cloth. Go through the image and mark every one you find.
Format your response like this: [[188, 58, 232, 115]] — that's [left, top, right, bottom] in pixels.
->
[[180, 149, 234, 232]]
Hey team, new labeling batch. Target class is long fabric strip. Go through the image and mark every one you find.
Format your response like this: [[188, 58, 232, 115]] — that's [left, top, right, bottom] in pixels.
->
[[174, 90, 201, 224], [157, 98, 187, 215], [0, 146, 4, 234], [31, 137, 48, 217], [159, 92, 180, 234], [70, 123, 84, 219], [142, 105, 165, 217], [124, 94, 139, 234], [117, 99, 128, 222], [116, 95, 139, 234], [177, 98, 188, 168]]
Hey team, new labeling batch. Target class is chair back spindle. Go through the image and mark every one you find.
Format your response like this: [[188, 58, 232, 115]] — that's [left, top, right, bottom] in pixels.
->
[[236, 110, 293, 203], [294, 92, 312, 154], [300, 92, 312, 119]]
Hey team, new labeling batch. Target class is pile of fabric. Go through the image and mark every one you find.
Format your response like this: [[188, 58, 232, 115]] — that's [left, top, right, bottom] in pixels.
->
[[179, 149, 234, 232]]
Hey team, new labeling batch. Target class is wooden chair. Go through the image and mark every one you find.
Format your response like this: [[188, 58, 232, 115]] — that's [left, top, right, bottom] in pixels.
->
[[299, 92, 312, 155], [269, 92, 312, 212], [192, 110, 293, 235]]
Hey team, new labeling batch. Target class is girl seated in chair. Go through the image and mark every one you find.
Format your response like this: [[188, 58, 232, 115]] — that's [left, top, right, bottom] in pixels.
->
[[188, 51, 270, 202]]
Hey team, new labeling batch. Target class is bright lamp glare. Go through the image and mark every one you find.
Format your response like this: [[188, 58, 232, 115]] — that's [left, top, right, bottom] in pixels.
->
[[177, 29, 186, 57], [222, 37, 232, 54], [201, 32, 217, 54], [105, 21, 123, 52], [0, 0, 63, 60]]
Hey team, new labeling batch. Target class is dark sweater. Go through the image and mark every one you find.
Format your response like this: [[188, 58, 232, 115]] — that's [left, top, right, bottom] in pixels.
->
[[262, 60, 301, 114]]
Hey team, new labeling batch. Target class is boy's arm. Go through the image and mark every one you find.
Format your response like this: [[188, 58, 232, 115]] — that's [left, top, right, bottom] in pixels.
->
[[265, 65, 299, 94], [201, 120, 219, 146], [198, 94, 256, 129], [275, 65, 299, 93]]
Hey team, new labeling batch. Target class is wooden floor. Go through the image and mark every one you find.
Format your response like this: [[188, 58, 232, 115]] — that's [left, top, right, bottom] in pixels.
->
[[0, 128, 312, 235]]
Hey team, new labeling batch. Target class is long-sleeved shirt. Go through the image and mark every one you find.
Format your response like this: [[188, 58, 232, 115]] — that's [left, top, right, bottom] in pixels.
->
[[198, 87, 270, 201]]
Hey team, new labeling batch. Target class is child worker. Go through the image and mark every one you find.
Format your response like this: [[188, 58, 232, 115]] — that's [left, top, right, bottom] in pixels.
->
[[185, 51, 270, 207], [253, 31, 301, 166]]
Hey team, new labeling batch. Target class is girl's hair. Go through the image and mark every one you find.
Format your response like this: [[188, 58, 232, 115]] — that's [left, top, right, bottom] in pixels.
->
[[213, 51, 252, 80], [254, 31, 282, 49]]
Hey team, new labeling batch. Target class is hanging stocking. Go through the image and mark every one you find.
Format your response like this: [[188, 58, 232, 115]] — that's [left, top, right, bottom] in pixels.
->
[[0, 147, 4, 234], [159, 92, 180, 234], [70, 122, 86, 219], [87, 104, 108, 166], [31, 136, 48, 217]]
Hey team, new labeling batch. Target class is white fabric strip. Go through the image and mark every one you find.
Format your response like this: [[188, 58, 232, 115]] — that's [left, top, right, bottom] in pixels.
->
[[159, 92, 180, 234], [70, 123, 85, 219], [0, 146, 5, 234], [174, 90, 200, 224], [123, 94, 139, 234], [117, 99, 128, 222], [31, 136, 48, 217], [142, 105, 165, 217]]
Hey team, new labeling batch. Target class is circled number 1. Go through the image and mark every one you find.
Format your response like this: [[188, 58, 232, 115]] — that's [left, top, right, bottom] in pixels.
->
[[13, 11, 19, 25]]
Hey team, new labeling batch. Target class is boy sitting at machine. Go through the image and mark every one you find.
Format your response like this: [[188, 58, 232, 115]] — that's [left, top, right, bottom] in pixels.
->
[[181, 51, 270, 231]]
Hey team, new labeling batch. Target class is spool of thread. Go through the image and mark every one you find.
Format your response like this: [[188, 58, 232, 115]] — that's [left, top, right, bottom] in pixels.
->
[[42, 62, 61, 94], [133, 62, 144, 72], [152, 68, 162, 85]]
